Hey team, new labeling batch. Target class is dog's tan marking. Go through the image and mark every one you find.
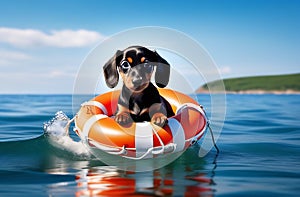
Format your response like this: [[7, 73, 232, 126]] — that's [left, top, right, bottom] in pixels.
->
[[141, 57, 145, 63], [127, 57, 133, 64]]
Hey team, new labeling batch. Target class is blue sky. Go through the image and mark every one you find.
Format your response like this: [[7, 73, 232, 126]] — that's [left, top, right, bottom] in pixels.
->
[[0, 0, 299, 94]]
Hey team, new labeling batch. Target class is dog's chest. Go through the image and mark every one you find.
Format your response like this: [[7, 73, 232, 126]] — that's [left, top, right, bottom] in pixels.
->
[[121, 83, 161, 116], [129, 96, 148, 115], [132, 102, 142, 115]]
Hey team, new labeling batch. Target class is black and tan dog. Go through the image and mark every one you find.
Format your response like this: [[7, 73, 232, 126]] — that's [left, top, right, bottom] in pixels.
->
[[103, 46, 174, 127]]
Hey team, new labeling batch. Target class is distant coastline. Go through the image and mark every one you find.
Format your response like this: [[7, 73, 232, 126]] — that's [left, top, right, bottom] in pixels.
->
[[197, 73, 300, 95]]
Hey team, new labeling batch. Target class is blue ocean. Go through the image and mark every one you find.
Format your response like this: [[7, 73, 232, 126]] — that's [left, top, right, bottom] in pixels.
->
[[0, 94, 299, 196]]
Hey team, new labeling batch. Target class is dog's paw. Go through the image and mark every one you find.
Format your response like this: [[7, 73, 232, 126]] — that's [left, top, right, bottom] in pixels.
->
[[151, 113, 168, 127], [115, 112, 132, 126]]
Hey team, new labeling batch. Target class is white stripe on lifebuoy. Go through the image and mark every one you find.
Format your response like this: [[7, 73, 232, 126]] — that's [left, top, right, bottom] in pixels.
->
[[135, 122, 153, 159], [81, 101, 108, 115], [168, 118, 185, 153], [82, 114, 107, 139]]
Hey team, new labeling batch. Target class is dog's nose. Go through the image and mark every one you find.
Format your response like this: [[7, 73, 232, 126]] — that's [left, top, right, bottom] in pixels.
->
[[132, 77, 143, 87]]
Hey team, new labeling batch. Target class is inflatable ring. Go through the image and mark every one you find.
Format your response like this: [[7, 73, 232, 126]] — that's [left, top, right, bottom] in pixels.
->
[[74, 89, 208, 160]]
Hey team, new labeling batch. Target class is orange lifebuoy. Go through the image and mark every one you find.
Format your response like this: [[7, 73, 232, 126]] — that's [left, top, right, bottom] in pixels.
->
[[74, 89, 207, 159]]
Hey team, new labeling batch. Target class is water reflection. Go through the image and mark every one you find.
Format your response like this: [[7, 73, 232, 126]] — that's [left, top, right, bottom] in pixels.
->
[[75, 147, 217, 196]]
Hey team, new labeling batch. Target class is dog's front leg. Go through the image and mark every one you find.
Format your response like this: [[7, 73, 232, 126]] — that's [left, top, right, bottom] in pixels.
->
[[115, 104, 132, 125], [149, 103, 168, 127]]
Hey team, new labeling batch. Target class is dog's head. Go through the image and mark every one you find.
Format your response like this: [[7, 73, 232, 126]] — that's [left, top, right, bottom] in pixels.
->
[[103, 46, 170, 92]]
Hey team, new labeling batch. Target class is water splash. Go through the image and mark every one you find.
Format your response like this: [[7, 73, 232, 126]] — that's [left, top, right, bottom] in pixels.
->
[[43, 111, 90, 157], [44, 111, 70, 137]]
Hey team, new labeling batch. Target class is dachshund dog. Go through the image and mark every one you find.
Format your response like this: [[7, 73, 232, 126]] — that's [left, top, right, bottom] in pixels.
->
[[103, 46, 174, 127]]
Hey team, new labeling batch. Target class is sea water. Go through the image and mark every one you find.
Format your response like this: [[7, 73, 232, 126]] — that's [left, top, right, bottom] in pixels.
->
[[0, 94, 299, 196]]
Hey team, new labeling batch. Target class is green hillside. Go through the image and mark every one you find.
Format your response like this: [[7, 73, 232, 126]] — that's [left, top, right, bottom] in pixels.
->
[[199, 73, 300, 92]]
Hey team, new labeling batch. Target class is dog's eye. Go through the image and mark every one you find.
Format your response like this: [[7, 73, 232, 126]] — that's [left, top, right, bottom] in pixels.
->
[[120, 61, 131, 73], [143, 62, 154, 73]]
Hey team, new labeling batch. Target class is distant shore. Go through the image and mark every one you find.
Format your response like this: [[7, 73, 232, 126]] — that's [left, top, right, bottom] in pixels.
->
[[196, 89, 300, 95], [197, 73, 300, 95]]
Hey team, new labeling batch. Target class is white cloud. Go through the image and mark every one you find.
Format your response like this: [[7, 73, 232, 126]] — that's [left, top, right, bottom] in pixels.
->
[[0, 27, 104, 48]]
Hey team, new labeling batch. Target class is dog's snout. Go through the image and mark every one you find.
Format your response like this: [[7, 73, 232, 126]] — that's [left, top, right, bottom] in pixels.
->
[[132, 76, 143, 86], [130, 69, 144, 87]]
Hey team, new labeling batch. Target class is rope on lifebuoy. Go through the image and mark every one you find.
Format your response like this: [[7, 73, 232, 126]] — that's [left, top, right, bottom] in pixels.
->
[[176, 103, 206, 117], [178, 103, 219, 153], [88, 140, 127, 154]]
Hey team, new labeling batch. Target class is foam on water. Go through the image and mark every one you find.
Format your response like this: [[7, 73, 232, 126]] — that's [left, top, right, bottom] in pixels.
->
[[43, 111, 90, 157]]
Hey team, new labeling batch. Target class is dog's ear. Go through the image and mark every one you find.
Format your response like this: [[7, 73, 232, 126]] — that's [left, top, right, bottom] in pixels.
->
[[103, 50, 122, 88], [154, 51, 170, 88]]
